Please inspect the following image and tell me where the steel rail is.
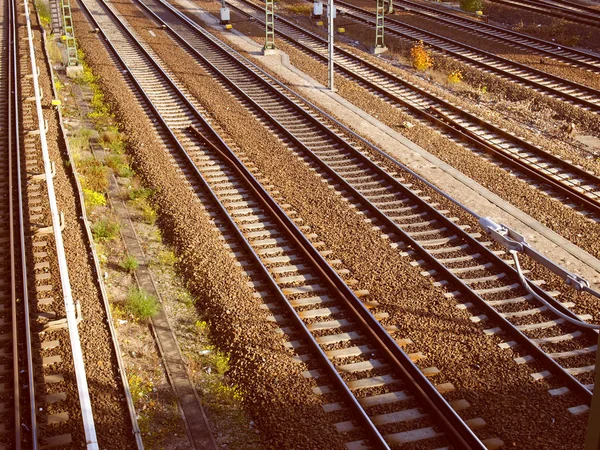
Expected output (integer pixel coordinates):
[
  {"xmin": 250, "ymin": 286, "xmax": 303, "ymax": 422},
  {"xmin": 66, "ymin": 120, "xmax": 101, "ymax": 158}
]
[
  {"xmin": 383, "ymin": 0, "xmax": 600, "ymax": 72},
  {"xmin": 529, "ymin": 0, "xmax": 600, "ymax": 16},
  {"xmin": 486, "ymin": 0, "xmax": 600, "ymax": 27},
  {"xmin": 32, "ymin": 1, "xmax": 145, "ymax": 446},
  {"xmin": 10, "ymin": 0, "xmax": 37, "ymax": 445},
  {"xmin": 21, "ymin": 0, "xmax": 98, "ymax": 447},
  {"xmin": 7, "ymin": 0, "xmax": 23, "ymax": 445},
  {"xmin": 138, "ymin": 0, "xmax": 596, "ymax": 402},
  {"xmin": 333, "ymin": 0, "xmax": 600, "ymax": 113},
  {"xmin": 226, "ymin": 0, "xmax": 600, "ymax": 217},
  {"xmin": 77, "ymin": 1, "xmax": 388, "ymax": 447},
  {"xmin": 78, "ymin": 0, "xmax": 487, "ymax": 447}
]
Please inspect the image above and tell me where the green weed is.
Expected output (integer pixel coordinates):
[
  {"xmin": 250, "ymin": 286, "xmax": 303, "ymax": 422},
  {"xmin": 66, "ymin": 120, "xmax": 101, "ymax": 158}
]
[
  {"xmin": 104, "ymin": 154, "xmax": 133, "ymax": 177},
  {"xmin": 129, "ymin": 187, "xmax": 153, "ymax": 201},
  {"xmin": 83, "ymin": 188, "xmax": 106, "ymax": 210},
  {"xmin": 126, "ymin": 288, "xmax": 159, "ymax": 322},
  {"xmin": 128, "ymin": 373, "xmax": 154, "ymax": 403},
  {"xmin": 92, "ymin": 219, "xmax": 120, "ymax": 241},
  {"xmin": 119, "ymin": 255, "xmax": 139, "ymax": 273},
  {"xmin": 157, "ymin": 250, "xmax": 177, "ymax": 266},
  {"xmin": 77, "ymin": 156, "xmax": 109, "ymax": 192},
  {"xmin": 35, "ymin": 0, "xmax": 50, "ymax": 26}
]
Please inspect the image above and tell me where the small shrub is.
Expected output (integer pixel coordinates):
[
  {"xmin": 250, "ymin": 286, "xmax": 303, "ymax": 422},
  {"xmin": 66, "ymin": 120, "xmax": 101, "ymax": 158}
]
[
  {"xmin": 104, "ymin": 154, "xmax": 133, "ymax": 177},
  {"xmin": 54, "ymin": 77, "xmax": 64, "ymax": 92},
  {"xmin": 410, "ymin": 41, "xmax": 433, "ymax": 71},
  {"xmin": 128, "ymin": 373, "xmax": 154, "ymax": 403},
  {"xmin": 448, "ymin": 70, "xmax": 463, "ymax": 84},
  {"xmin": 157, "ymin": 250, "xmax": 177, "ymax": 266},
  {"xmin": 460, "ymin": 0, "xmax": 483, "ymax": 12},
  {"xmin": 35, "ymin": 0, "xmax": 50, "ymax": 25},
  {"xmin": 125, "ymin": 288, "xmax": 159, "ymax": 322},
  {"xmin": 100, "ymin": 127, "xmax": 121, "ymax": 144},
  {"xmin": 48, "ymin": 41, "xmax": 63, "ymax": 64},
  {"xmin": 141, "ymin": 204, "xmax": 157, "ymax": 225},
  {"xmin": 92, "ymin": 219, "xmax": 120, "ymax": 241},
  {"xmin": 77, "ymin": 157, "xmax": 109, "ymax": 192},
  {"xmin": 119, "ymin": 255, "xmax": 139, "ymax": 273},
  {"xmin": 178, "ymin": 291, "xmax": 195, "ymax": 307},
  {"xmin": 285, "ymin": 4, "xmax": 311, "ymax": 14},
  {"xmin": 101, "ymin": 127, "xmax": 126, "ymax": 154},
  {"xmin": 83, "ymin": 188, "xmax": 106, "ymax": 210},
  {"xmin": 69, "ymin": 128, "xmax": 94, "ymax": 153},
  {"xmin": 129, "ymin": 187, "xmax": 153, "ymax": 201}
]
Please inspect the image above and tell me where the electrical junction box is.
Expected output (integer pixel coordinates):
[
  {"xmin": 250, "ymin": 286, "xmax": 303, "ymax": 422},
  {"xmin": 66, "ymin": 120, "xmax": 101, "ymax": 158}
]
[
  {"xmin": 220, "ymin": 7, "xmax": 230, "ymax": 23},
  {"xmin": 329, "ymin": 5, "xmax": 337, "ymax": 19},
  {"xmin": 313, "ymin": 1, "xmax": 323, "ymax": 16}
]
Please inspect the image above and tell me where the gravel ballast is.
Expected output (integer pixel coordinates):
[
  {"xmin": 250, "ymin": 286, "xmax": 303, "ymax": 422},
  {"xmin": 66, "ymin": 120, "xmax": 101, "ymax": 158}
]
[
  {"xmin": 24, "ymin": 6, "xmax": 136, "ymax": 448},
  {"xmin": 104, "ymin": 0, "xmax": 593, "ymax": 447},
  {"xmin": 72, "ymin": 4, "xmax": 348, "ymax": 448}
]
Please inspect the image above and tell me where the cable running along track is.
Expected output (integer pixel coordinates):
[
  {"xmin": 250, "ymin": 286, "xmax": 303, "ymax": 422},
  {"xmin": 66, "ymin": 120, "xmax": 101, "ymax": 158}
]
[{"xmin": 227, "ymin": 0, "xmax": 600, "ymax": 219}]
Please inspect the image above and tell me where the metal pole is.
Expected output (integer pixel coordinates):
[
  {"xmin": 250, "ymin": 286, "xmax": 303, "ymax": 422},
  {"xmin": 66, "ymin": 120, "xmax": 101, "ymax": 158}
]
[
  {"xmin": 375, "ymin": 0, "xmax": 388, "ymax": 54},
  {"xmin": 585, "ymin": 334, "xmax": 600, "ymax": 450},
  {"xmin": 263, "ymin": 0, "xmax": 276, "ymax": 54},
  {"xmin": 328, "ymin": 0, "xmax": 334, "ymax": 90}
]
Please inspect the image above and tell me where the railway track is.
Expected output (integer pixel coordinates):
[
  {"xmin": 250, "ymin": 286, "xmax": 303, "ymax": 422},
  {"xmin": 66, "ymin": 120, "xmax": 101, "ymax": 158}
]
[
  {"xmin": 487, "ymin": 0, "xmax": 600, "ymax": 28},
  {"xmin": 76, "ymin": 0, "xmax": 497, "ymax": 447},
  {"xmin": 380, "ymin": 0, "xmax": 600, "ymax": 73},
  {"xmin": 86, "ymin": 0, "xmax": 599, "ymax": 435},
  {"xmin": 131, "ymin": 0, "xmax": 600, "ymax": 405},
  {"xmin": 3, "ymin": 0, "xmax": 99, "ymax": 447},
  {"xmin": 1, "ymin": 0, "xmax": 27, "ymax": 445},
  {"xmin": 226, "ymin": 0, "xmax": 600, "ymax": 218},
  {"xmin": 330, "ymin": 0, "xmax": 600, "ymax": 113}
]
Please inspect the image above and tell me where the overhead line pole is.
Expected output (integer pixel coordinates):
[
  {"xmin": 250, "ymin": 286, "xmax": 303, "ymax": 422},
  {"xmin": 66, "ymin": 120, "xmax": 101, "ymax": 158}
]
[{"xmin": 328, "ymin": 0, "xmax": 334, "ymax": 90}]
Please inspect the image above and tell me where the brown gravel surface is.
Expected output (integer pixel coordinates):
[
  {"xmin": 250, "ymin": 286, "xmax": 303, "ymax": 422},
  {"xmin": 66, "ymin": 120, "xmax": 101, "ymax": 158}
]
[
  {"xmin": 201, "ymin": 2, "xmax": 600, "ymax": 268},
  {"xmin": 72, "ymin": 4, "xmax": 347, "ymax": 448},
  {"xmin": 343, "ymin": 0, "xmax": 600, "ymax": 91},
  {"xmin": 25, "ymin": 8, "xmax": 135, "ymax": 448},
  {"xmin": 110, "ymin": 0, "xmax": 592, "ymax": 447}
]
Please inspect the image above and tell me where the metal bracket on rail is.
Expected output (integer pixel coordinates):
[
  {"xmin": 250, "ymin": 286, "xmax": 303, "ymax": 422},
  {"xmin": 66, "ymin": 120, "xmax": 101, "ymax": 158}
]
[
  {"xmin": 24, "ymin": 66, "xmax": 41, "ymax": 79},
  {"xmin": 25, "ymin": 87, "xmax": 43, "ymax": 102},
  {"xmin": 43, "ymin": 301, "xmax": 83, "ymax": 331},
  {"xmin": 29, "ymin": 161, "xmax": 57, "ymax": 181},
  {"xmin": 33, "ymin": 211, "xmax": 66, "ymax": 236},
  {"xmin": 26, "ymin": 118, "xmax": 49, "ymax": 136},
  {"xmin": 479, "ymin": 217, "xmax": 600, "ymax": 329}
]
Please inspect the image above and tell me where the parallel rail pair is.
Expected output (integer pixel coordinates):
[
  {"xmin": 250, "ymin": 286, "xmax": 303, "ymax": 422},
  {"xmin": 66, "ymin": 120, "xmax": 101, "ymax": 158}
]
[
  {"xmin": 77, "ymin": 0, "xmax": 490, "ymax": 447},
  {"xmin": 1, "ymin": 0, "xmax": 98, "ymax": 447},
  {"xmin": 228, "ymin": 0, "xmax": 600, "ymax": 219},
  {"xmin": 81, "ymin": 0, "xmax": 598, "ymax": 446},
  {"xmin": 486, "ymin": 0, "xmax": 600, "ymax": 29},
  {"xmin": 383, "ymin": 0, "xmax": 600, "ymax": 72},
  {"xmin": 334, "ymin": 0, "xmax": 600, "ymax": 113}
]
